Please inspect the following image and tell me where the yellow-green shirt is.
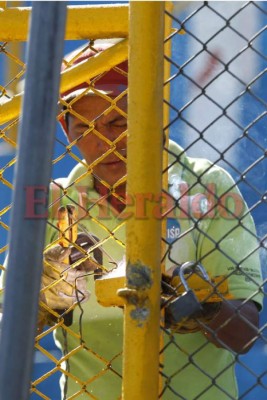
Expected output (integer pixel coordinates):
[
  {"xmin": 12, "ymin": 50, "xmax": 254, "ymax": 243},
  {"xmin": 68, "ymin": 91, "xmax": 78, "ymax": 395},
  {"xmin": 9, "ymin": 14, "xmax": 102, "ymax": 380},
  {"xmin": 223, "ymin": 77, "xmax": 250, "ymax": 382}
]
[{"xmin": 44, "ymin": 140, "xmax": 263, "ymax": 399}]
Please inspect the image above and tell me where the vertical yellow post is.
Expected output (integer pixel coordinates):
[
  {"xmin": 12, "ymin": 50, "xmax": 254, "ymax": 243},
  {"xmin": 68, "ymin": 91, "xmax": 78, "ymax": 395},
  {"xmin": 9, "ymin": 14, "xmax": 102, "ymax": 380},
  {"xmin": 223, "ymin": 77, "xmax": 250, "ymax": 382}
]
[
  {"xmin": 122, "ymin": 2, "xmax": 164, "ymax": 400},
  {"xmin": 4, "ymin": 1, "xmax": 24, "ymax": 146}
]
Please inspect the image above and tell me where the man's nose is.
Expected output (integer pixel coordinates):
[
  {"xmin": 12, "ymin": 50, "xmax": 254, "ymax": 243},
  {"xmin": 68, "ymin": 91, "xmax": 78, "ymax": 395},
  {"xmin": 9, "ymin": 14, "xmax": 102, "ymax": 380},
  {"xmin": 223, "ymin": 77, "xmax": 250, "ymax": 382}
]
[{"xmin": 94, "ymin": 127, "xmax": 117, "ymax": 153}]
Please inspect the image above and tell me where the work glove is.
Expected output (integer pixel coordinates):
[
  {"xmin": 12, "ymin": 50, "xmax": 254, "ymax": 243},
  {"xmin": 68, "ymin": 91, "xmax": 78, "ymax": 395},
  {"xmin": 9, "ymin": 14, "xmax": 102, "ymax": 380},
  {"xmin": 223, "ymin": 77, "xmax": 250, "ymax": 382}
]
[
  {"xmin": 38, "ymin": 242, "xmax": 93, "ymax": 330},
  {"xmin": 42, "ymin": 244, "xmax": 90, "ymax": 310}
]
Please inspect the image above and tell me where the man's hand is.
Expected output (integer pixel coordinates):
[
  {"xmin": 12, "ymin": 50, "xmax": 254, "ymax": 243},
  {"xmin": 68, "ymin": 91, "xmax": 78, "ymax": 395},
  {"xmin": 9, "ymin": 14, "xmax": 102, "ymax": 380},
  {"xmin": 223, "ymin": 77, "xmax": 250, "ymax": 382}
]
[
  {"xmin": 38, "ymin": 244, "xmax": 90, "ymax": 330},
  {"xmin": 162, "ymin": 268, "xmax": 259, "ymax": 352},
  {"xmin": 42, "ymin": 244, "xmax": 90, "ymax": 309},
  {"xmin": 164, "ymin": 300, "xmax": 221, "ymax": 334}
]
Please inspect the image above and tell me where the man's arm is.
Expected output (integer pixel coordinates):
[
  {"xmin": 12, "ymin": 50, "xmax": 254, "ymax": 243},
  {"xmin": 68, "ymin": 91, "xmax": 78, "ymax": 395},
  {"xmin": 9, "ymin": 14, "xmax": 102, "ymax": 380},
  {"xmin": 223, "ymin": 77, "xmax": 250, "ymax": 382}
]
[
  {"xmin": 203, "ymin": 299, "xmax": 259, "ymax": 354},
  {"xmin": 195, "ymin": 166, "xmax": 263, "ymax": 353}
]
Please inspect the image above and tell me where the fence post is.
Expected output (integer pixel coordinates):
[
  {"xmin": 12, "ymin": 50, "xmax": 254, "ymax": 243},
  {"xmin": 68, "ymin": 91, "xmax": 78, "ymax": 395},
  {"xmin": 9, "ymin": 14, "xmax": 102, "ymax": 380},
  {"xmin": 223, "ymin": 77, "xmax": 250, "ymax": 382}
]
[
  {"xmin": 0, "ymin": 2, "xmax": 66, "ymax": 400},
  {"xmin": 122, "ymin": 2, "xmax": 164, "ymax": 399}
]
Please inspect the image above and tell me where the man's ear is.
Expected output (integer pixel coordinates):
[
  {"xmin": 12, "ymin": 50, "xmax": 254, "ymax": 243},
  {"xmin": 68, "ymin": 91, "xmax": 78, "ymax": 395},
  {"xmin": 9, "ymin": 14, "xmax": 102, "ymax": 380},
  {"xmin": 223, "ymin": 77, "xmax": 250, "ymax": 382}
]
[
  {"xmin": 58, "ymin": 103, "xmax": 70, "ymax": 138},
  {"xmin": 58, "ymin": 116, "xmax": 69, "ymax": 137},
  {"xmin": 58, "ymin": 106, "xmax": 71, "ymax": 139}
]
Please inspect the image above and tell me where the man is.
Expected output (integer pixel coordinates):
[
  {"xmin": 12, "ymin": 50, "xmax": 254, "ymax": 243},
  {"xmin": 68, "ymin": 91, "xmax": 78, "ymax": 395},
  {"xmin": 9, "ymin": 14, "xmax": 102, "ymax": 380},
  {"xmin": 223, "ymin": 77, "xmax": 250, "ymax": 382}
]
[{"xmin": 37, "ymin": 41, "xmax": 263, "ymax": 399}]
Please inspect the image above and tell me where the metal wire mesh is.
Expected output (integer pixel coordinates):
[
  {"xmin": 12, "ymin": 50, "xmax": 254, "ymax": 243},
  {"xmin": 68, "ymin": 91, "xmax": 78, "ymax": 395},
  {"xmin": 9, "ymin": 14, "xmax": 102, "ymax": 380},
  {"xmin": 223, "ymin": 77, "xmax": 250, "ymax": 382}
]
[
  {"xmin": 0, "ymin": 2, "xmax": 266, "ymax": 399},
  {"xmin": 35, "ymin": 41, "xmax": 128, "ymax": 399},
  {"xmin": 160, "ymin": 2, "xmax": 267, "ymax": 399}
]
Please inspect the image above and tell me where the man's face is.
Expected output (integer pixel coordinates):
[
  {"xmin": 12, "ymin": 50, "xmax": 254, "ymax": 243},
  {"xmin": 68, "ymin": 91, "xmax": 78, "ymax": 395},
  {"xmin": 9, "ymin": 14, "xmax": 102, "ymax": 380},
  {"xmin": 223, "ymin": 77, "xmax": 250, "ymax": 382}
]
[{"xmin": 67, "ymin": 95, "xmax": 127, "ymax": 187}]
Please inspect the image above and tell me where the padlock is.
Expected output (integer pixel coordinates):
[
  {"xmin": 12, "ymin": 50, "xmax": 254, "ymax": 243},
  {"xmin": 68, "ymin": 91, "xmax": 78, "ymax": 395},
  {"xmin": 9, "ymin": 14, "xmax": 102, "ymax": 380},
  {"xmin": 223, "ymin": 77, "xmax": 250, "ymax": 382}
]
[
  {"xmin": 165, "ymin": 262, "xmax": 209, "ymax": 325},
  {"xmin": 171, "ymin": 261, "xmax": 209, "ymax": 284}
]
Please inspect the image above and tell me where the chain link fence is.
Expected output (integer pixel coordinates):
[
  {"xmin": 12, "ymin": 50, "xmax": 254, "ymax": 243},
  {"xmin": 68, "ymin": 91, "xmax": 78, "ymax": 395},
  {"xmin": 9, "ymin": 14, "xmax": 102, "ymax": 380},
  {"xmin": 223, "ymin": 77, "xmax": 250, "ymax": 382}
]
[
  {"xmin": 0, "ymin": 1, "xmax": 266, "ymax": 399},
  {"xmin": 161, "ymin": 2, "xmax": 267, "ymax": 399},
  {"xmin": 0, "ymin": 38, "xmax": 23, "ymax": 261}
]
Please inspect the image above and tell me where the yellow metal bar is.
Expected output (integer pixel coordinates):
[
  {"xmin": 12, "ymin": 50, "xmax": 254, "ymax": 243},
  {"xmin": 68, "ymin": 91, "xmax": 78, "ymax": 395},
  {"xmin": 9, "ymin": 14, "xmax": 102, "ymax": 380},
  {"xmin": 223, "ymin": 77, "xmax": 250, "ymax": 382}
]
[
  {"xmin": 0, "ymin": 94, "xmax": 21, "ymax": 125},
  {"xmin": 0, "ymin": 39, "xmax": 128, "ymax": 126},
  {"xmin": 61, "ymin": 38, "xmax": 128, "ymax": 95},
  {"xmin": 4, "ymin": 1, "xmax": 23, "ymax": 144},
  {"xmin": 0, "ymin": 5, "xmax": 128, "ymax": 41},
  {"xmin": 121, "ymin": 3, "xmax": 164, "ymax": 400}
]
